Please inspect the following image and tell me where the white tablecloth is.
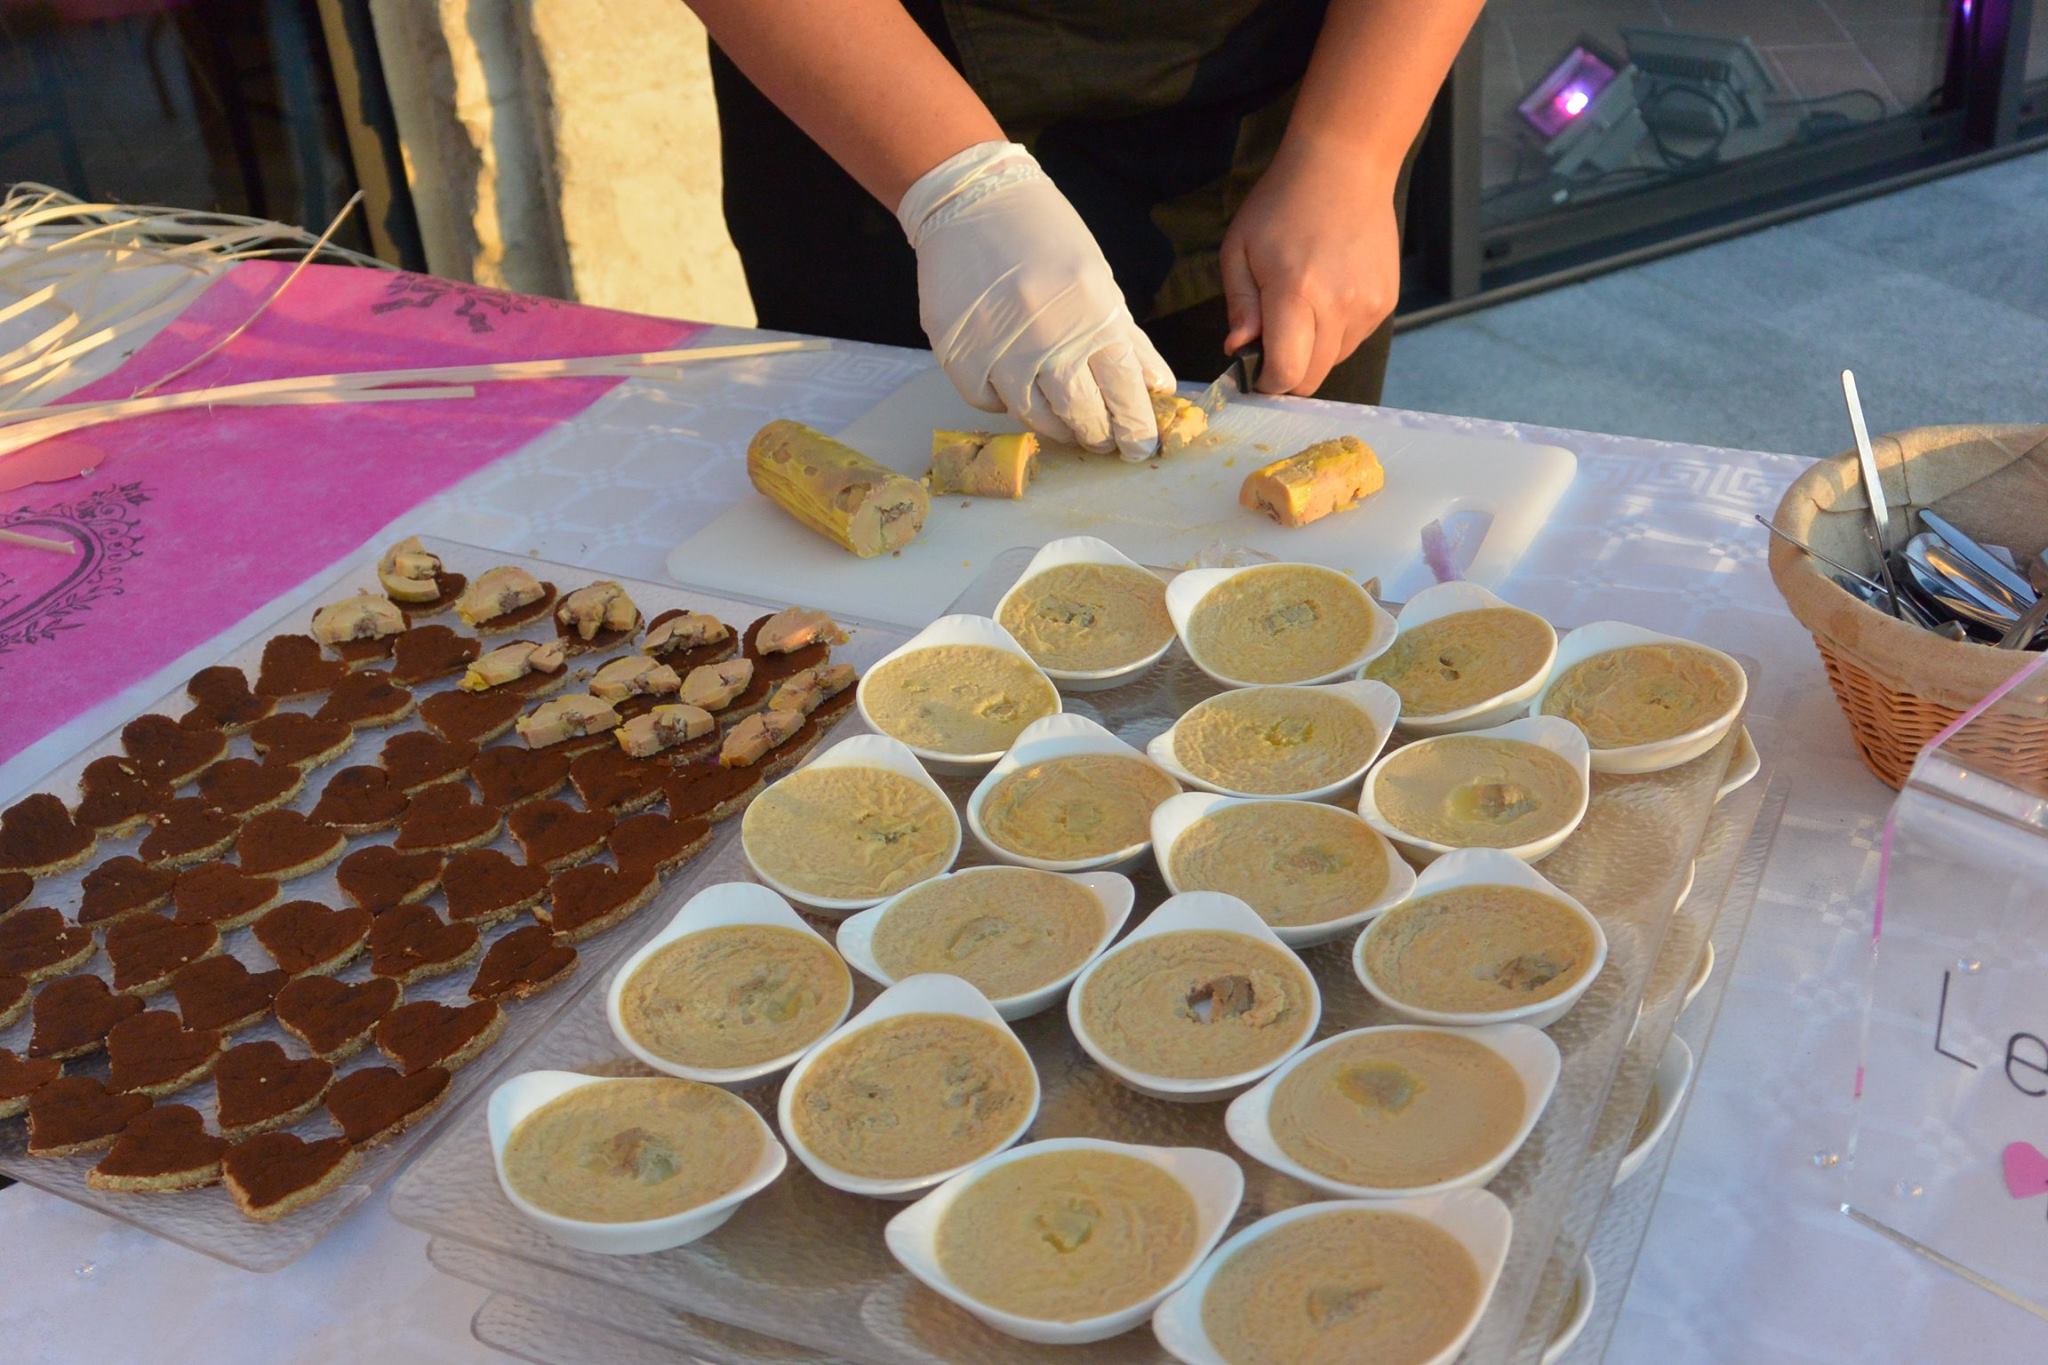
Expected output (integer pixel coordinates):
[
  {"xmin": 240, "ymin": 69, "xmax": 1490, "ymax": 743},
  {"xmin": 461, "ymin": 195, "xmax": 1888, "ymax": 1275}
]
[{"xmin": 2, "ymin": 326, "xmax": 2042, "ymax": 1363}]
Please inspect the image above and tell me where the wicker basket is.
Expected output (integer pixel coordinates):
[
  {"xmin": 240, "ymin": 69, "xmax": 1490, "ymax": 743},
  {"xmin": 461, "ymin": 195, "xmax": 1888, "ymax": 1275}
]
[{"xmin": 1769, "ymin": 423, "xmax": 2048, "ymax": 791}]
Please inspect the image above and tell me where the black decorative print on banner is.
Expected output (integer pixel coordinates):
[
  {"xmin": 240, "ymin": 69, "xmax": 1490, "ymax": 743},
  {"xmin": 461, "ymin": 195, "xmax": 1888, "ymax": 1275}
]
[
  {"xmin": 369, "ymin": 273, "xmax": 564, "ymax": 335},
  {"xmin": 0, "ymin": 482, "xmax": 148, "ymax": 657}
]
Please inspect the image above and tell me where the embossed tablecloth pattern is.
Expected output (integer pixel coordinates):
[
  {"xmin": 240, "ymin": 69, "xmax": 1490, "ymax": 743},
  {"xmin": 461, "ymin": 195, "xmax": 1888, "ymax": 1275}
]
[{"xmin": 0, "ymin": 320, "xmax": 2039, "ymax": 1364}]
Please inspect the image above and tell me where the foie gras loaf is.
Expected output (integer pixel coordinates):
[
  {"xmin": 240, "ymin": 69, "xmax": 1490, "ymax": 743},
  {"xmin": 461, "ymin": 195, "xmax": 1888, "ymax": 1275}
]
[
  {"xmin": 1239, "ymin": 436, "xmax": 1384, "ymax": 528},
  {"xmin": 747, "ymin": 419, "xmax": 929, "ymax": 557}
]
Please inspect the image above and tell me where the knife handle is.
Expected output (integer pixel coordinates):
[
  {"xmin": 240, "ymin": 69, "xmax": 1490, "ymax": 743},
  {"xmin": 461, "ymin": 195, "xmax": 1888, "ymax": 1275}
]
[{"xmin": 1229, "ymin": 343, "xmax": 1263, "ymax": 396}]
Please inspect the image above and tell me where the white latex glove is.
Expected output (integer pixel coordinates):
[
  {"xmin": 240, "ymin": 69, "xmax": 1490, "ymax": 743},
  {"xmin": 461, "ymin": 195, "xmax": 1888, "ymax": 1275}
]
[{"xmin": 897, "ymin": 141, "xmax": 1173, "ymax": 461}]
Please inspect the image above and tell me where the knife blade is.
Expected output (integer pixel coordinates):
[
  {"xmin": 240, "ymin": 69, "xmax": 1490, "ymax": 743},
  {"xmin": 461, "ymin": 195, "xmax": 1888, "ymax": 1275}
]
[
  {"xmin": 1840, "ymin": 369, "xmax": 1903, "ymax": 617},
  {"xmin": 1197, "ymin": 343, "xmax": 1263, "ymax": 417},
  {"xmin": 1918, "ymin": 509, "xmax": 2038, "ymax": 605}
]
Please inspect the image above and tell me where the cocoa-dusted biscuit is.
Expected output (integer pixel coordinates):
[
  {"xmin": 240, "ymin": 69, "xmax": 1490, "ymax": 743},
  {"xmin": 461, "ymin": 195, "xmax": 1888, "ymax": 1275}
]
[
  {"xmin": 182, "ymin": 665, "xmax": 274, "ymax": 734},
  {"xmin": 30, "ymin": 974, "xmax": 144, "ymax": 1059},
  {"xmin": 469, "ymin": 925, "xmax": 576, "ymax": 1002},
  {"xmin": 222, "ymin": 1131, "xmax": 360, "ymax": 1221},
  {"xmin": 315, "ymin": 670, "xmax": 415, "ymax": 729},
  {"xmin": 470, "ymin": 745, "xmax": 570, "ymax": 810},
  {"xmin": 214, "ymin": 1039, "xmax": 334, "ymax": 1139},
  {"xmin": 660, "ymin": 760, "xmax": 763, "ymax": 824},
  {"xmin": 273, "ymin": 974, "xmax": 400, "ymax": 1061},
  {"xmin": 0, "ymin": 973, "xmax": 26, "ymax": 1028},
  {"xmin": 606, "ymin": 813, "xmax": 711, "ymax": 880},
  {"xmin": 106, "ymin": 914, "xmax": 221, "ymax": 996},
  {"xmin": 0, "ymin": 869, "xmax": 29, "ymax": 915},
  {"xmin": 325, "ymin": 1065, "xmax": 451, "ymax": 1148},
  {"xmin": 366, "ymin": 904, "xmax": 480, "ymax": 985},
  {"xmin": 252, "ymin": 901, "xmax": 373, "ymax": 976},
  {"xmin": 379, "ymin": 730, "xmax": 477, "ymax": 794},
  {"xmin": 195, "ymin": 758, "xmax": 305, "ymax": 818},
  {"xmin": 440, "ymin": 849, "xmax": 547, "ymax": 926},
  {"xmin": 566, "ymin": 747, "xmax": 666, "ymax": 815},
  {"xmin": 507, "ymin": 799, "xmax": 613, "ymax": 871},
  {"xmin": 87, "ymin": 1104, "xmax": 226, "ymax": 1192},
  {"xmin": 329, "ymin": 635, "xmax": 395, "ymax": 671},
  {"xmin": 247, "ymin": 712, "xmax": 355, "ymax": 772},
  {"xmin": 0, "ymin": 1047, "xmax": 61, "ymax": 1119},
  {"xmin": 334, "ymin": 845, "xmax": 443, "ymax": 910},
  {"xmin": 26, "ymin": 1076, "xmax": 151, "ymax": 1157},
  {"xmin": 743, "ymin": 610, "xmax": 835, "ymax": 683},
  {"xmin": 169, "ymin": 956, "xmax": 289, "ymax": 1035},
  {"xmin": 392, "ymin": 783, "xmax": 501, "ymax": 855},
  {"xmin": 418, "ymin": 688, "xmax": 525, "ymax": 746},
  {"xmin": 120, "ymin": 713, "xmax": 226, "ymax": 789},
  {"xmin": 253, "ymin": 634, "xmax": 346, "ymax": 699},
  {"xmin": 138, "ymin": 798, "xmax": 240, "ymax": 870},
  {"xmin": 540, "ymin": 862, "xmax": 656, "ymax": 944},
  {"xmin": 641, "ymin": 608, "xmax": 736, "ymax": 673},
  {"xmin": 72, "ymin": 755, "xmax": 171, "ymax": 837},
  {"xmin": 0, "ymin": 792, "xmax": 97, "ymax": 876},
  {"xmin": 389, "ymin": 625, "xmax": 481, "ymax": 686},
  {"xmin": 170, "ymin": 862, "xmax": 282, "ymax": 931},
  {"xmin": 78, "ymin": 857, "xmax": 175, "ymax": 926},
  {"xmin": 233, "ymin": 809, "xmax": 348, "ymax": 880},
  {"xmin": 0, "ymin": 906, "xmax": 95, "ymax": 983},
  {"xmin": 374, "ymin": 998, "xmax": 503, "ymax": 1075},
  {"xmin": 105, "ymin": 1010, "xmax": 224, "ymax": 1097},
  {"xmin": 307, "ymin": 766, "xmax": 408, "ymax": 833}
]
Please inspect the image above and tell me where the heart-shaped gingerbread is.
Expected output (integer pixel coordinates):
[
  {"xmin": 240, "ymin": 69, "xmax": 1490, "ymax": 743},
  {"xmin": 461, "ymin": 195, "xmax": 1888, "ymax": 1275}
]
[
  {"xmin": 273, "ymin": 974, "xmax": 401, "ymax": 1061},
  {"xmin": 253, "ymin": 900, "xmax": 373, "ymax": 976},
  {"xmin": 182, "ymin": 665, "xmax": 275, "ymax": 734},
  {"xmin": 390, "ymin": 625, "xmax": 481, "ymax": 686},
  {"xmin": 0, "ymin": 1047, "xmax": 62, "ymax": 1119},
  {"xmin": 330, "ymin": 633, "xmax": 396, "ymax": 670},
  {"xmin": 470, "ymin": 925, "xmax": 577, "ymax": 1002},
  {"xmin": 392, "ymin": 784, "xmax": 501, "ymax": 855},
  {"xmin": 0, "ymin": 906, "xmax": 95, "ymax": 983},
  {"xmin": 0, "ymin": 973, "xmax": 26, "ymax": 1029},
  {"xmin": 26, "ymin": 1075, "xmax": 152, "ymax": 1156},
  {"xmin": 121, "ymin": 713, "xmax": 226, "ymax": 788},
  {"xmin": 171, "ymin": 862, "xmax": 281, "ymax": 930},
  {"xmin": 169, "ymin": 956, "xmax": 289, "ymax": 1034},
  {"xmin": 660, "ymin": 760, "xmax": 762, "ymax": 824},
  {"xmin": 222, "ymin": 1130, "xmax": 361, "ymax": 1221},
  {"xmin": 247, "ymin": 712, "xmax": 355, "ymax": 771},
  {"xmin": 418, "ymin": 688, "xmax": 525, "ymax": 745},
  {"xmin": 0, "ymin": 870, "xmax": 28, "ymax": 915},
  {"xmin": 253, "ymin": 634, "xmax": 345, "ymax": 699},
  {"xmin": 608, "ymin": 812, "xmax": 710, "ymax": 878},
  {"xmin": 507, "ymin": 799, "xmax": 613, "ymax": 871},
  {"xmin": 325, "ymin": 1065, "xmax": 450, "ymax": 1148},
  {"xmin": 308, "ymin": 765, "xmax": 410, "ymax": 833},
  {"xmin": 0, "ymin": 793, "xmax": 97, "ymax": 875},
  {"xmin": 215, "ymin": 1039, "xmax": 334, "ymax": 1139},
  {"xmin": 334, "ymin": 844, "xmax": 444, "ymax": 910},
  {"xmin": 440, "ymin": 849, "xmax": 548, "ymax": 925},
  {"xmin": 471, "ymin": 745, "xmax": 570, "ymax": 809},
  {"xmin": 378, "ymin": 731, "xmax": 477, "ymax": 793},
  {"xmin": 367, "ymin": 905, "xmax": 480, "ymax": 984},
  {"xmin": 73, "ymin": 756, "xmax": 171, "ymax": 836},
  {"xmin": 138, "ymin": 798, "xmax": 241, "ymax": 869},
  {"xmin": 234, "ymin": 809, "xmax": 348, "ymax": 879},
  {"xmin": 87, "ymin": 1103, "xmax": 225, "ymax": 1191},
  {"xmin": 315, "ymin": 671, "xmax": 415, "ymax": 729},
  {"xmin": 567, "ymin": 747, "xmax": 667, "ymax": 814},
  {"xmin": 543, "ymin": 863, "xmax": 655, "ymax": 944},
  {"xmin": 196, "ymin": 758, "xmax": 305, "ymax": 818},
  {"xmin": 80, "ymin": 856, "xmax": 176, "ymax": 926},
  {"xmin": 30, "ymin": 974, "xmax": 145, "ymax": 1059},
  {"xmin": 374, "ymin": 998, "xmax": 503, "ymax": 1075},
  {"xmin": 105, "ymin": 1010, "xmax": 224, "ymax": 1097},
  {"xmin": 106, "ymin": 913, "xmax": 221, "ymax": 995}
]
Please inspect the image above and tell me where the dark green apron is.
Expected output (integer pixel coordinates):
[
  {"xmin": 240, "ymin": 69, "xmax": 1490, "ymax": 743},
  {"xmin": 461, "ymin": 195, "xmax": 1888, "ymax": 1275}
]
[{"xmin": 710, "ymin": 0, "xmax": 1402, "ymax": 403}]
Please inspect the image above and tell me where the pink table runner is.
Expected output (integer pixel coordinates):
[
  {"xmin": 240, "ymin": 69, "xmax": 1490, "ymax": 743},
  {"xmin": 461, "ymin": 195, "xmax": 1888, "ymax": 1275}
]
[{"xmin": 0, "ymin": 261, "xmax": 699, "ymax": 767}]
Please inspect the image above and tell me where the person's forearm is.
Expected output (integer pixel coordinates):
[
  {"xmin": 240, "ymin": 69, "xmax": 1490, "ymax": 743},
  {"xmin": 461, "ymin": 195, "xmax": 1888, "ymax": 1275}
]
[
  {"xmin": 686, "ymin": 0, "xmax": 1003, "ymax": 209},
  {"xmin": 1282, "ymin": 0, "xmax": 1485, "ymax": 181}
]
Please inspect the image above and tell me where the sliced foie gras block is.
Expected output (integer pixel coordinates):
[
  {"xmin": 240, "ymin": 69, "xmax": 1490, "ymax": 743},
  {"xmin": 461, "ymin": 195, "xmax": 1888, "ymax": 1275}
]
[
  {"xmin": 615, "ymin": 703, "xmax": 717, "ymax": 759},
  {"xmin": 1239, "ymin": 435, "xmax": 1384, "ymax": 528},
  {"xmin": 589, "ymin": 655, "xmax": 680, "ymax": 705},
  {"xmin": 554, "ymin": 580, "xmax": 641, "ymax": 653},
  {"xmin": 516, "ymin": 693, "xmax": 620, "ymax": 751},
  {"xmin": 1151, "ymin": 390, "xmax": 1208, "ymax": 454},
  {"xmin": 747, "ymin": 418, "xmax": 928, "ymax": 557},
  {"xmin": 749, "ymin": 605, "xmax": 845, "ymax": 666},
  {"xmin": 455, "ymin": 566, "xmax": 557, "ymax": 634},
  {"xmin": 641, "ymin": 610, "xmax": 734, "ymax": 670},
  {"xmin": 718, "ymin": 709, "xmax": 816, "ymax": 772},
  {"xmin": 311, "ymin": 591, "xmax": 406, "ymax": 668},
  {"xmin": 927, "ymin": 430, "xmax": 1038, "ymax": 498},
  {"xmin": 766, "ymin": 663, "xmax": 857, "ymax": 723},
  {"xmin": 378, "ymin": 536, "xmax": 466, "ymax": 618},
  {"xmin": 459, "ymin": 639, "xmax": 567, "ymax": 694}
]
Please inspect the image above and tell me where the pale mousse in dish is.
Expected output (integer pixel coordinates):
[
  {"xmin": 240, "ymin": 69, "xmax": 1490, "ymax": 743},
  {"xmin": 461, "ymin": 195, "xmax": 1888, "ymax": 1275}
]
[
  {"xmin": 1363, "ymin": 884, "xmax": 1598, "ymax": 1016},
  {"xmin": 1169, "ymin": 687, "xmax": 1380, "ymax": 794},
  {"xmin": 1371, "ymin": 736, "xmax": 1582, "ymax": 849},
  {"xmin": 1184, "ymin": 565, "xmax": 1380, "ymax": 684},
  {"xmin": 741, "ymin": 764, "xmax": 955, "ymax": 901},
  {"xmin": 500, "ymin": 1078, "xmax": 762, "ymax": 1223},
  {"xmin": 1367, "ymin": 607, "xmax": 1552, "ymax": 718},
  {"xmin": 1539, "ymin": 642, "xmax": 1741, "ymax": 749},
  {"xmin": 979, "ymin": 753, "xmax": 1180, "ymax": 862},
  {"xmin": 1078, "ymin": 930, "xmax": 1314, "ymax": 1081},
  {"xmin": 1168, "ymin": 802, "xmax": 1391, "ymax": 929},
  {"xmin": 870, "ymin": 867, "xmax": 1104, "ymax": 999},
  {"xmin": 998, "ymin": 562, "xmax": 1173, "ymax": 674},
  {"xmin": 617, "ymin": 924, "xmax": 851, "ymax": 1071},
  {"xmin": 863, "ymin": 644, "xmax": 1058, "ymax": 756}
]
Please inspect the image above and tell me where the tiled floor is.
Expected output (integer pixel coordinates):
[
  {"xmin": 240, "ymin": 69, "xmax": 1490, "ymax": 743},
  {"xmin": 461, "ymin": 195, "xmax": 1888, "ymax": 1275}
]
[{"xmin": 1384, "ymin": 147, "xmax": 2048, "ymax": 459}]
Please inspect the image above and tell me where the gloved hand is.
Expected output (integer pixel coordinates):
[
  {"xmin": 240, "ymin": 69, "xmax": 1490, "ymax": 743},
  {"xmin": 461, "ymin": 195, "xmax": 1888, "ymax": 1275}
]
[{"xmin": 897, "ymin": 141, "xmax": 1172, "ymax": 462}]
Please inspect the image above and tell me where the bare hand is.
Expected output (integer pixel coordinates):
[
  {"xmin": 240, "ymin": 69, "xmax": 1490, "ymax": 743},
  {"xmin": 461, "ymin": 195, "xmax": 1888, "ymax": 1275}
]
[{"xmin": 1220, "ymin": 140, "xmax": 1401, "ymax": 396}]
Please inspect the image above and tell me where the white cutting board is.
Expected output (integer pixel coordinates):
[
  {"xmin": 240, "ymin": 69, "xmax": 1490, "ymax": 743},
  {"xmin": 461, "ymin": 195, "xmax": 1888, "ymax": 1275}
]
[{"xmin": 669, "ymin": 365, "xmax": 1575, "ymax": 627}]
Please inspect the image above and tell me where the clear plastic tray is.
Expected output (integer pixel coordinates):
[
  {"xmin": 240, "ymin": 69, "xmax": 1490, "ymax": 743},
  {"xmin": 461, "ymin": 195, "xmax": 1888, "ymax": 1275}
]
[
  {"xmin": 392, "ymin": 549, "xmax": 1756, "ymax": 1362},
  {"xmin": 0, "ymin": 537, "xmax": 906, "ymax": 1270}
]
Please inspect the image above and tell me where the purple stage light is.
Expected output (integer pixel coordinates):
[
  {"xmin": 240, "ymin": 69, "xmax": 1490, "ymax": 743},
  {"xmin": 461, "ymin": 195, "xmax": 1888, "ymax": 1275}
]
[{"xmin": 1519, "ymin": 46, "xmax": 1621, "ymax": 139}]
